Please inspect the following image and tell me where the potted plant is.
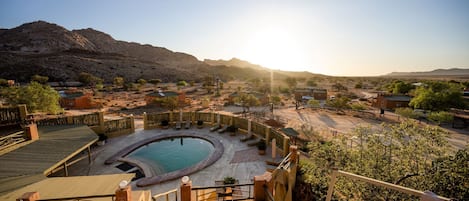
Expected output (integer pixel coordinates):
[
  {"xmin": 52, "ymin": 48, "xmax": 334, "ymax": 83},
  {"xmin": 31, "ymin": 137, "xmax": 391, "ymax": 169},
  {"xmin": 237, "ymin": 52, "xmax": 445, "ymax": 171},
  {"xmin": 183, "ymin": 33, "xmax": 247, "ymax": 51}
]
[
  {"xmin": 197, "ymin": 120, "xmax": 204, "ymax": 128},
  {"xmin": 161, "ymin": 120, "xmax": 169, "ymax": 129},
  {"xmin": 257, "ymin": 139, "xmax": 266, "ymax": 155},
  {"xmin": 223, "ymin": 176, "xmax": 236, "ymax": 185}
]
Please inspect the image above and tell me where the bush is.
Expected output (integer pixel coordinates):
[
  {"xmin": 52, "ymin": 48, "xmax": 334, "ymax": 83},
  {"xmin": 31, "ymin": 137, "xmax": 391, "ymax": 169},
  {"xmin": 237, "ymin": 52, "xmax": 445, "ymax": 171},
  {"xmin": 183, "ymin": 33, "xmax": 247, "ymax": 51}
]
[
  {"xmin": 427, "ymin": 111, "xmax": 453, "ymax": 125},
  {"xmin": 395, "ymin": 107, "xmax": 421, "ymax": 119},
  {"xmin": 223, "ymin": 176, "xmax": 236, "ymax": 185}
]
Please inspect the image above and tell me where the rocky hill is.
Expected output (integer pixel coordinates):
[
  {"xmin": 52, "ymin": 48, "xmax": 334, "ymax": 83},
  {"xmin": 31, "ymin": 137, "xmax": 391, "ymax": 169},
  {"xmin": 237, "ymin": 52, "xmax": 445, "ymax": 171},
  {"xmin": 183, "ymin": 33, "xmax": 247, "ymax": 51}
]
[
  {"xmin": 204, "ymin": 58, "xmax": 267, "ymax": 71},
  {"xmin": 385, "ymin": 68, "xmax": 469, "ymax": 78},
  {"xmin": 0, "ymin": 21, "xmax": 268, "ymax": 83}
]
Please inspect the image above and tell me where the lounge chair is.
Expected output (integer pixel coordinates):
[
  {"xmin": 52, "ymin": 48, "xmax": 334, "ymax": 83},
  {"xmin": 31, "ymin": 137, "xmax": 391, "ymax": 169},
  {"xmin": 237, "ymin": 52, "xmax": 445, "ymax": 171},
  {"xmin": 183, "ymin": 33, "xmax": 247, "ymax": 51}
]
[
  {"xmin": 240, "ymin": 133, "xmax": 255, "ymax": 142},
  {"xmin": 210, "ymin": 124, "xmax": 221, "ymax": 132},
  {"xmin": 247, "ymin": 138, "xmax": 261, "ymax": 146},
  {"xmin": 217, "ymin": 125, "xmax": 228, "ymax": 133},
  {"xmin": 185, "ymin": 121, "xmax": 191, "ymax": 129},
  {"xmin": 175, "ymin": 121, "xmax": 182, "ymax": 130},
  {"xmin": 197, "ymin": 120, "xmax": 204, "ymax": 129}
]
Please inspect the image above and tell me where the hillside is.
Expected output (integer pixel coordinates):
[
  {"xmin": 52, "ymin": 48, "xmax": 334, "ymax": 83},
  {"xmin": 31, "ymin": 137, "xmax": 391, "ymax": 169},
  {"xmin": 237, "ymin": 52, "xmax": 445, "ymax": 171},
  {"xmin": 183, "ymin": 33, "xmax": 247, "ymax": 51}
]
[
  {"xmin": 384, "ymin": 68, "xmax": 469, "ymax": 78},
  {"xmin": 0, "ymin": 21, "xmax": 274, "ymax": 83},
  {"xmin": 204, "ymin": 58, "xmax": 267, "ymax": 71}
]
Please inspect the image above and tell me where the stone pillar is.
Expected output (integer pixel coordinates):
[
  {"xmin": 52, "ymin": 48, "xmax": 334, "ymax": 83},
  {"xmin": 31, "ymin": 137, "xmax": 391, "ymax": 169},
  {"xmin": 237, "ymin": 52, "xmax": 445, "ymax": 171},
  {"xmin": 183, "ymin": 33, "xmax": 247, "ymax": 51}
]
[
  {"xmin": 18, "ymin": 104, "xmax": 28, "ymax": 122},
  {"xmin": 143, "ymin": 112, "xmax": 148, "ymax": 130},
  {"xmin": 283, "ymin": 137, "xmax": 290, "ymax": 157},
  {"xmin": 265, "ymin": 126, "xmax": 271, "ymax": 145},
  {"xmin": 253, "ymin": 172, "xmax": 272, "ymax": 201},
  {"xmin": 180, "ymin": 179, "xmax": 192, "ymax": 201},
  {"xmin": 17, "ymin": 192, "xmax": 39, "ymax": 201},
  {"xmin": 211, "ymin": 112, "xmax": 215, "ymax": 124},
  {"xmin": 115, "ymin": 185, "xmax": 132, "ymax": 201},
  {"xmin": 24, "ymin": 123, "xmax": 39, "ymax": 141},
  {"xmin": 129, "ymin": 114, "xmax": 135, "ymax": 133},
  {"xmin": 248, "ymin": 120, "xmax": 252, "ymax": 135}
]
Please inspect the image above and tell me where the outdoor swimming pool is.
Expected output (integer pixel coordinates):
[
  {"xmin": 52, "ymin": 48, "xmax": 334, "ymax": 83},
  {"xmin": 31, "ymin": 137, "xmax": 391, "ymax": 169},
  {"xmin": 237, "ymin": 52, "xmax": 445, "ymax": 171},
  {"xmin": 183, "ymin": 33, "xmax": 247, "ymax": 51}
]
[
  {"xmin": 127, "ymin": 137, "xmax": 214, "ymax": 175},
  {"xmin": 105, "ymin": 133, "xmax": 224, "ymax": 186}
]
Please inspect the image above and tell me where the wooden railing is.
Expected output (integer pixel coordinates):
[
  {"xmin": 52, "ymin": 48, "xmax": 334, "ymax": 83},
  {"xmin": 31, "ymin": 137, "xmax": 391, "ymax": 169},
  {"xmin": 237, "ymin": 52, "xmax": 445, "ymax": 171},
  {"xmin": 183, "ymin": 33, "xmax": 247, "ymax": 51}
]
[
  {"xmin": 37, "ymin": 194, "xmax": 115, "ymax": 201},
  {"xmin": 153, "ymin": 188, "xmax": 177, "ymax": 201},
  {"xmin": 326, "ymin": 169, "xmax": 451, "ymax": 201},
  {"xmin": 191, "ymin": 183, "xmax": 254, "ymax": 201},
  {"xmin": 0, "ymin": 131, "xmax": 26, "ymax": 152}
]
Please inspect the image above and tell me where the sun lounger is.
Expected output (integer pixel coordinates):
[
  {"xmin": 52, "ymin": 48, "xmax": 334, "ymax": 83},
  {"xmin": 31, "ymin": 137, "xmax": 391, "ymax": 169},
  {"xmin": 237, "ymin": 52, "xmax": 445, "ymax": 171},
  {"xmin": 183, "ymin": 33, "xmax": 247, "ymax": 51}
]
[
  {"xmin": 175, "ymin": 121, "xmax": 182, "ymax": 130},
  {"xmin": 185, "ymin": 121, "xmax": 191, "ymax": 129},
  {"xmin": 210, "ymin": 124, "xmax": 221, "ymax": 132},
  {"xmin": 247, "ymin": 138, "xmax": 261, "ymax": 146},
  {"xmin": 240, "ymin": 133, "xmax": 255, "ymax": 142},
  {"xmin": 217, "ymin": 125, "xmax": 229, "ymax": 133}
]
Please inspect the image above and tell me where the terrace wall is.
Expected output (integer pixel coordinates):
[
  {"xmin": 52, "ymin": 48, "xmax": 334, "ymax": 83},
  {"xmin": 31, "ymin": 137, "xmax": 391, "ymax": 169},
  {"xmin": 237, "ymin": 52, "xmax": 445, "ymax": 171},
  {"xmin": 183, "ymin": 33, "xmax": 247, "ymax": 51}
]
[{"xmin": 143, "ymin": 111, "xmax": 291, "ymax": 156}]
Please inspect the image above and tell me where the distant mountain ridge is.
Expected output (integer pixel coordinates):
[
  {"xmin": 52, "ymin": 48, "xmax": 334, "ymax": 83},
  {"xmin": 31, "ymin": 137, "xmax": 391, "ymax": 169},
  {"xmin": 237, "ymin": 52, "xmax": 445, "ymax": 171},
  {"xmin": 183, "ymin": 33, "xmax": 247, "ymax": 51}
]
[
  {"xmin": 384, "ymin": 68, "xmax": 469, "ymax": 77},
  {"xmin": 0, "ymin": 21, "xmax": 269, "ymax": 82},
  {"xmin": 204, "ymin": 58, "xmax": 268, "ymax": 71}
]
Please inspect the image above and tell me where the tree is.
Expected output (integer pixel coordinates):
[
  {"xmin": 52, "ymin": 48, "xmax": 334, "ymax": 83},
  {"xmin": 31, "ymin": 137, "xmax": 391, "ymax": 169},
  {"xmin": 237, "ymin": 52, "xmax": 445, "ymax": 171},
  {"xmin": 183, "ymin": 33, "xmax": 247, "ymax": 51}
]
[
  {"xmin": 307, "ymin": 99, "xmax": 320, "ymax": 108},
  {"xmin": 300, "ymin": 121, "xmax": 454, "ymax": 200},
  {"xmin": 306, "ymin": 79, "xmax": 318, "ymax": 87},
  {"xmin": 0, "ymin": 78, "xmax": 8, "ymax": 87},
  {"xmin": 78, "ymin": 72, "xmax": 103, "ymax": 87},
  {"xmin": 284, "ymin": 77, "xmax": 297, "ymax": 89},
  {"xmin": 427, "ymin": 111, "xmax": 453, "ymax": 125},
  {"xmin": 113, "ymin": 76, "xmax": 125, "ymax": 88},
  {"xmin": 202, "ymin": 76, "xmax": 214, "ymax": 94},
  {"xmin": 177, "ymin": 80, "xmax": 188, "ymax": 90},
  {"xmin": 3, "ymin": 82, "xmax": 62, "ymax": 114},
  {"xmin": 31, "ymin": 74, "xmax": 49, "ymax": 84},
  {"xmin": 326, "ymin": 96, "xmax": 350, "ymax": 110},
  {"xmin": 387, "ymin": 80, "xmax": 414, "ymax": 94},
  {"xmin": 271, "ymin": 95, "xmax": 282, "ymax": 105},
  {"xmin": 409, "ymin": 82, "xmax": 465, "ymax": 111},
  {"xmin": 137, "ymin": 78, "xmax": 147, "ymax": 87},
  {"xmin": 355, "ymin": 82, "xmax": 363, "ymax": 89},
  {"xmin": 148, "ymin": 79, "xmax": 162, "ymax": 87},
  {"xmin": 234, "ymin": 93, "xmax": 260, "ymax": 112},
  {"xmin": 331, "ymin": 82, "xmax": 348, "ymax": 91}
]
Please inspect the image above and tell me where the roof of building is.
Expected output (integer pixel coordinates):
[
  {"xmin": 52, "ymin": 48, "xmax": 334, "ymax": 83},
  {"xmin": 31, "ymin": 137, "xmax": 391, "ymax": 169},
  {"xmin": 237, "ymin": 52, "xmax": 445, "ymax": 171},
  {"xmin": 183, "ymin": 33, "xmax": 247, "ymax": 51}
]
[
  {"xmin": 0, "ymin": 174, "xmax": 135, "ymax": 200},
  {"xmin": 0, "ymin": 125, "xmax": 98, "ymax": 193},
  {"xmin": 383, "ymin": 95, "xmax": 412, "ymax": 102},
  {"xmin": 147, "ymin": 91, "xmax": 179, "ymax": 97},
  {"xmin": 281, "ymin": 127, "xmax": 299, "ymax": 137},
  {"xmin": 59, "ymin": 91, "xmax": 85, "ymax": 99}
]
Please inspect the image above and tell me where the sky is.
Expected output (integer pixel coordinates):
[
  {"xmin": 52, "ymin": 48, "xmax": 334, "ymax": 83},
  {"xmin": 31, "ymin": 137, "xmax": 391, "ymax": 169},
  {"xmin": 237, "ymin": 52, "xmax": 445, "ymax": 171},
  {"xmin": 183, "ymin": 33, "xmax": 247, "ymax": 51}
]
[{"xmin": 1, "ymin": 0, "xmax": 468, "ymax": 76}]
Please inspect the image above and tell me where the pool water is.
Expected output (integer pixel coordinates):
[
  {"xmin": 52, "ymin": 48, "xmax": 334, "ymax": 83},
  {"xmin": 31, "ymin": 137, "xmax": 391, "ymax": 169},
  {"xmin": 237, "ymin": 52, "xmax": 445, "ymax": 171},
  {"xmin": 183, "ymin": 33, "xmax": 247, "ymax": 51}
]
[{"xmin": 127, "ymin": 137, "xmax": 214, "ymax": 175}]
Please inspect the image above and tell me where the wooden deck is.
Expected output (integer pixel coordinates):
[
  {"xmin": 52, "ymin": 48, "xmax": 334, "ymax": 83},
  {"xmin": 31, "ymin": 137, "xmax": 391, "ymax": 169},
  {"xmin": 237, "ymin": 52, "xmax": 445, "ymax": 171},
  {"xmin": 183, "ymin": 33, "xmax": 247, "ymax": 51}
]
[{"xmin": 0, "ymin": 125, "xmax": 98, "ymax": 188}]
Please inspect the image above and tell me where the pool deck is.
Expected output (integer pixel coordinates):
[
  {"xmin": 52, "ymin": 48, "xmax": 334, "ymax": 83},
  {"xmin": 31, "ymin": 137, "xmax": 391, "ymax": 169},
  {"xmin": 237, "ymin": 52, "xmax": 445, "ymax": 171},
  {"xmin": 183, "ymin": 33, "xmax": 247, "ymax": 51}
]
[{"xmin": 65, "ymin": 127, "xmax": 278, "ymax": 196}]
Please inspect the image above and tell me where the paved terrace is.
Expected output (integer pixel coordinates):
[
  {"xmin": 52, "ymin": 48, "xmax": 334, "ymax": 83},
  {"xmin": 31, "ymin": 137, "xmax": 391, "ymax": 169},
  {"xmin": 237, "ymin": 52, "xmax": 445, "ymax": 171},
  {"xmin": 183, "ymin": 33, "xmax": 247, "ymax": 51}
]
[
  {"xmin": 0, "ymin": 125, "xmax": 98, "ymax": 194},
  {"xmin": 66, "ymin": 127, "xmax": 279, "ymax": 197}
]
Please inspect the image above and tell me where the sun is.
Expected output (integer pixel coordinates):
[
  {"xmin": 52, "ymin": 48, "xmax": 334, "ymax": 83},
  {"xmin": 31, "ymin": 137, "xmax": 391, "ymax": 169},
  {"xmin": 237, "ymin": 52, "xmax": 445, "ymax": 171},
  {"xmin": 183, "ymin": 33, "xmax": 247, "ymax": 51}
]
[{"xmin": 240, "ymin": 26, "xmax": 310, "ymax": 72}]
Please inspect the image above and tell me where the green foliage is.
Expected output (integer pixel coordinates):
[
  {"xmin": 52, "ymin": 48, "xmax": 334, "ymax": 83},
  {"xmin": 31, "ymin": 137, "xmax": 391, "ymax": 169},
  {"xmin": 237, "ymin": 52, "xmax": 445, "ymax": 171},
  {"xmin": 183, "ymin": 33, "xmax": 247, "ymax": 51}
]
[
  {"xmin": 409, "ymin": 81, "xmax": 465, "ymax": 110},
  {"xmin": 387, "ymin": 80, "xmax": 414, "ymax": 94},
  {"xmin": 271, "ymin": 95, "xmax": 282, "ymax": 105},
  {"xmin": 234, "ymin": 93, "xmax": 260, "ymax": 112},
  {"xmin": 154, "ymin": 97, "xmax": 178, "ymax": 111},
  {"xmin": 124, "ymin": 83, "xmax": 138, "ymax": 91},
  {"xmin": 306, "ymin": 79, "xmax": 318, "ymax": 87},
  {"xmin": 148, "ymin": 79, "xmax": 162, "ymax": 86},
  {"xmin": 395, "ymin": 107, "xmax": 421, "ymax": 119},
  {"xmin": 31, "ymin": 74, "xmax": 49, "ymax": 84},
  {"xmin": 350, "ymin": 103, "xmax": 366, "ymax": 111},
  {"xmin": 427, "ymin": 111, "xmax": 453, "ymax": 125},
  {"xmin": 223, "ymin": 176, "xmax": 236, "ymax": 185},
  {"xmin": 137, "ymin": 78, "xmax": 147, "ymax": 86},
  {"xmin": 0, "ymin": 78, "xmax": 8, "ymax": 87},
  {"xmin": 355, "ymin": 82, "xmax": 363, "ymax": 89},
  {"xmin": 2, "ymin": 82, "xmax": 62, "ymax": 114},
  {"xmin": 113, "ymin": 76, "xmax": 125, "ymax": 88},
  {"xmin": 326, "ymin": 96, "xmax": 350, "ymax": 110},
  {"xmin": 332, "ymin": 82, "xmax": 348, "ymax": 92},
  {"xmin": 78, "ymin": 72, "xmax": 103, "ymax": 87},
  {"xmin": 300, "ymin": 121, "xmax": 455, "ymax": 200},
  {"xmin": 177, "ymin": 80, "xmax": 188, "ymax": 87},
  {"xmin": 307, "ymin": 99, "xmax": 320, "ymax": 108},
  {"xmin": 284, "ymin": 77, "xmax": 297, "ymax": 89}
]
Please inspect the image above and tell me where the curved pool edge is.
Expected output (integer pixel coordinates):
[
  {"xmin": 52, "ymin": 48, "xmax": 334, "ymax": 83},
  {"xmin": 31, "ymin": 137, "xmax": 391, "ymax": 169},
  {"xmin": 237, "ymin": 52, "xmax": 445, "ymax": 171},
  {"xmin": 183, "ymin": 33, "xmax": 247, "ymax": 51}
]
[{"xmin": 104, "ymin": 132, "xmax": 224, "ymax": 187}]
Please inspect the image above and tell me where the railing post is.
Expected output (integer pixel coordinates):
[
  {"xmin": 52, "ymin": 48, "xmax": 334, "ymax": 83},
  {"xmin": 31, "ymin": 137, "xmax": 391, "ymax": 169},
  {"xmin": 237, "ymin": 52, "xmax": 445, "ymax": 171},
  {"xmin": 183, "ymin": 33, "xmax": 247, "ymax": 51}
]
[
  {"xmin": 180, "ymin": 177, "xmax": 192, "ymax": 201},
  {"xmin": 248, "ymin": 120, "xmax": 252, "ymax": 135},
  {"xmin": 24, "ymin": 123, "xmax": 39, "ymax": 141},
  {"xmin": 98, "ymin": 111, "xmax": 105, "ymax": 133},
  {"xmin": 18, "ymin": 104, "xmax": 28, "ymax": 122},
  {"xmin": 129, "ymin": 114, "xmax": 135, "ymax": 133},
  {"xmin": 211, "ymin": 112, "xmax": 215, "ymax": 124},
  {"xmin": 265, "ymin": 126, "xmax": 271, "ymax": 145},
  {"xmin": 143, "ymin": 112, "xmax": 148, "ymax": 130},
  {"xmin": 326, "ymin": 168, "xmax": 339, "ymax": 201},
  {"xmin": 283, "ymin": 136, "xmax": 290, "ymax": 157},
  {"xmin": 254, "ymin": 172, "xmax": 272, "ymax": 201}
]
